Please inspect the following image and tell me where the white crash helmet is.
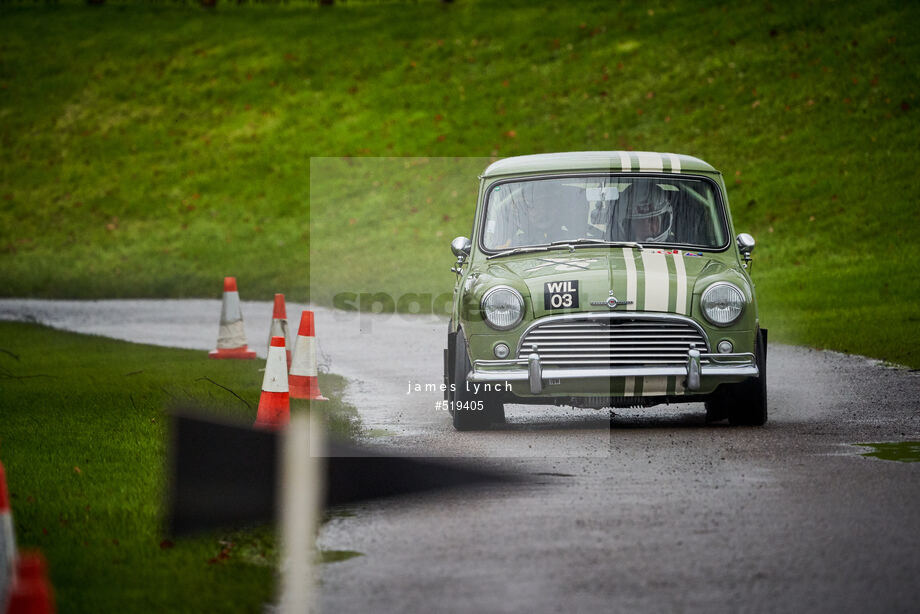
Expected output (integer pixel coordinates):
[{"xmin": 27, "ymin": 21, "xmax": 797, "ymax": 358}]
[{"xmin": 625, "ymin": 185, "xmax": 673, "ymax": 242}]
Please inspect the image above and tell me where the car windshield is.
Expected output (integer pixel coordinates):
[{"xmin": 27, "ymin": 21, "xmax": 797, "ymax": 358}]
[{"xmin": 481, "ymin": 175, "xmax": 727, "ymax": 251}]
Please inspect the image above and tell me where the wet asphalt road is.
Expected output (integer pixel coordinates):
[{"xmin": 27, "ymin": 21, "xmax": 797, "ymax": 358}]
[{"xmin": 2, "ymin": 298, "xmax": 919, "ymax": 613}]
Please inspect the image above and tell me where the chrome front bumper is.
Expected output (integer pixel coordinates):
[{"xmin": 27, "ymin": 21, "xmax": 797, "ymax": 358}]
[{"xmin": 468, "ymin": 350, "xmax": 758, "ymax": 395}]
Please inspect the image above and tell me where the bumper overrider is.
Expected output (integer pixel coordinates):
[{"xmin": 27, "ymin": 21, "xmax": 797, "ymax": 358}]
[{"xmin": 469, "ymin": 350, "xmax": 757, "ymax": 395}]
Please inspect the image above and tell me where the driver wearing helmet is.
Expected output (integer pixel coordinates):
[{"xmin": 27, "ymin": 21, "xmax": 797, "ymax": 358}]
[{"xmin": 624, "ymin": 186, "xmax": 673, "ymax": 243}]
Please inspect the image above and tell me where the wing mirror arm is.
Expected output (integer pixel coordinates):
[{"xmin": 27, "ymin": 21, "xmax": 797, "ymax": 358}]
[
  {"xmin": 736, "ymin": 233, "xmax": 755, "ymax": 270},
  {"xmin": 450, "ymin": 236, "xmax": 472, "ymax": 276}
]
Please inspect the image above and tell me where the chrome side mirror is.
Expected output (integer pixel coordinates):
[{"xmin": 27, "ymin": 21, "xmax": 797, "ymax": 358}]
[
  {"xmin": 736, "ymin": 233, "xmax": 755, "ymax": 269},
  {"xmin": 450, "ymin": 236, "xmax": 472, "ymax": 275},
  {"xmin": 451, "ymin": 236, "xmax": 472, "ymax": 258}
]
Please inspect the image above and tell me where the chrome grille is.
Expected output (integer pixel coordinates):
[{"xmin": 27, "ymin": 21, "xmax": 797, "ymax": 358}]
[{"xmin": 518, "ymin": 315, "xmax": 709, "ymax": 368}]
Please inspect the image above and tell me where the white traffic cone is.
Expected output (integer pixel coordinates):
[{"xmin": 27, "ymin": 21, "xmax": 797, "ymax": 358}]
[
  {"xmin": 267, "ymin": 294, "xmax": 291, "ymax": 365},
  {"xmin": 289, "ymin": 311, "xmax": 327, "ymax": 401},
  {"xmin": 209, "ymin": 277, "xmax": 256, "ymax": 359},
  {"xmin": 254, "ymin": 336, "xmax": 291, "ymax": 429},
  {"xmin": 1, "ymin": 459, "xmax": 17, "ymax": 612}
]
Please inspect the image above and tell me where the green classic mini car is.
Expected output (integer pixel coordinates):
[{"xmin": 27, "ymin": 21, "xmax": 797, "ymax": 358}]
[{"xmin": 444, "ymin": 151, "xmax": 766, "ymax": 430}]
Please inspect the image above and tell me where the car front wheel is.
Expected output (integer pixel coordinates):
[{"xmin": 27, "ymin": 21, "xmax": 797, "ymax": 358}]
[
  {"xmin": 705, "ymin": 329, "xmax": 767, "ymax": 426},
  {"xmin": 451, "ymin": 330, "xmax": 505, "ymax": 431}
]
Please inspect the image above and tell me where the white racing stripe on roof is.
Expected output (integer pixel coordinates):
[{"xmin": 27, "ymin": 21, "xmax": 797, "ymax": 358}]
[
  {"xmin": 617, "ymin": 151, "xmax": 632, "ymax": 171},
  {"xmin": 636, "ymin": 152, "xmax": 663, "ymax": 172},
  {"xmin": 667, "ymin": 153, "xmax": 681, "ymax": 173}
]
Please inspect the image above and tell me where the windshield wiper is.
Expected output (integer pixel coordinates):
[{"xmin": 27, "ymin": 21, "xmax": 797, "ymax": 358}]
[
  {"xmin": 486, "ymin": 244, "xmax": 567, "ymax": 260},
  {"xmin": 548, "ymin": 239, "xmax": 644, "ymax": 250},
  {"xmin": 487, "ymin": 239, "xmax": 644, "ymax": 260}
]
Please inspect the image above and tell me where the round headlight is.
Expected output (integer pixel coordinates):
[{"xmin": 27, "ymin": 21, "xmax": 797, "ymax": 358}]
[
  {"xmin": 700, "ymin": 282, "xmax": 745, "ymax": 327},
  {"xmin": 481, "ymin": 286, "xmax": 524, "ymax": 330}
]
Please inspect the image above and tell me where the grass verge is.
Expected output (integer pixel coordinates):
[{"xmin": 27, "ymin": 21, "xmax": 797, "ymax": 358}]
[
  {"xmin": 0, "ymin": 1, "xmax": 918, "ymax": 366},
  {"xmin": 0, "ymin": 321, "xmax": 360, "ymax": 613}
]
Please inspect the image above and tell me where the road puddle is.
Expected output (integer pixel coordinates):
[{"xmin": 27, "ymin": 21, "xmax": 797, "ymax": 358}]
[
  {"xmin": 855, "ymin": 441, "xmax": 920, "ymax": 463},
  {"xmin": 320, "ymin": 550, "xmax": 364, "ymax": 564}
]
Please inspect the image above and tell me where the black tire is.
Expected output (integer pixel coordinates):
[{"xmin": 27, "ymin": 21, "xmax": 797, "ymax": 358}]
[
  {"xmin": 704, "ymin": 330, "xmax": 767, "ymax": 426},
  {"xmin": 727, "ymin": 329, "xmax": 768, "ymax": 426},
  {"xmin": 451, "ymin": 330, "xmax": 505, "ymax": 431},
  {"xmin": 704, "ymin": 393, "xmax": 730, "ymax": 423}
]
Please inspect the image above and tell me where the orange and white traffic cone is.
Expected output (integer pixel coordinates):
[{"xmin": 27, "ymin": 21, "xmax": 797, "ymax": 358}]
[
  {"xmin": 6, "ymin": 552, "xmax": 55, "ymax": 614},
  {"xmin": 267, "ymin": 294, "xmax": 291, "ymax": 366},
  {"xmin": 209, "ymin": 277, "xmax": 257, "ymax": 360},
  {"xmin": 289, "ymin": 311, "xmax": 327, "ymax": 401},
  {"xmin": 254, "ymin": 336, "xmax": 291, "ymax": 430},
  {"xmin": 1, "ymin": 459, "xmax": 17, "ymax": 611}
]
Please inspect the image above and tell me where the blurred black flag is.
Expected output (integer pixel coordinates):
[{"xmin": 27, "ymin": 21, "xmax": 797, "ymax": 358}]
[{"xmin": 167, "ymin": 411, "xmax": 514, "ymax": 536}]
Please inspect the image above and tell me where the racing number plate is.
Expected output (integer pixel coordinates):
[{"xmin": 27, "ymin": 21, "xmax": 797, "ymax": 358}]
[{"xmin": 544, "ymin": 280, "xmax": 579, "ymax": 310}]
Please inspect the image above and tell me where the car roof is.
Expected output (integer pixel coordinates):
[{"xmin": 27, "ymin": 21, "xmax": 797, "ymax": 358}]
[{"xmin": 481, "ymin": 151, "xmax": 718, "ymax": 178}]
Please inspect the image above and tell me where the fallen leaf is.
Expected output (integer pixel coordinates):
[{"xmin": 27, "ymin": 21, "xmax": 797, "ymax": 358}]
[
  {"xmin": 74, "ymin": 466, "xmax": 82, "ymax": 474},
  {"xmin": 160, "ymin": 540, "xmax": 174, "ymax": 550}
]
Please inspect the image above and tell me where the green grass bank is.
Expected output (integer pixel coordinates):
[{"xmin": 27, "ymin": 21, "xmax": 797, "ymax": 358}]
[
  {"xmin": 0, "ymin": 0, "xmax": 918, "ymax": 365},
  {"xmin": 0, "ymin": 321, "xmax": 359, "ymax": 613}
]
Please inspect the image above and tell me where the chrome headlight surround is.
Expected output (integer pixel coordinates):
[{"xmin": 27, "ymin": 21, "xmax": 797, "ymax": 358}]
[
  {"xmin": 700, "ymin": 282, "xmax": 745, "ymax": 327},
  {"xmin": 481, "ymin": 286, "xmax": 525, "ymax": 331}
]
